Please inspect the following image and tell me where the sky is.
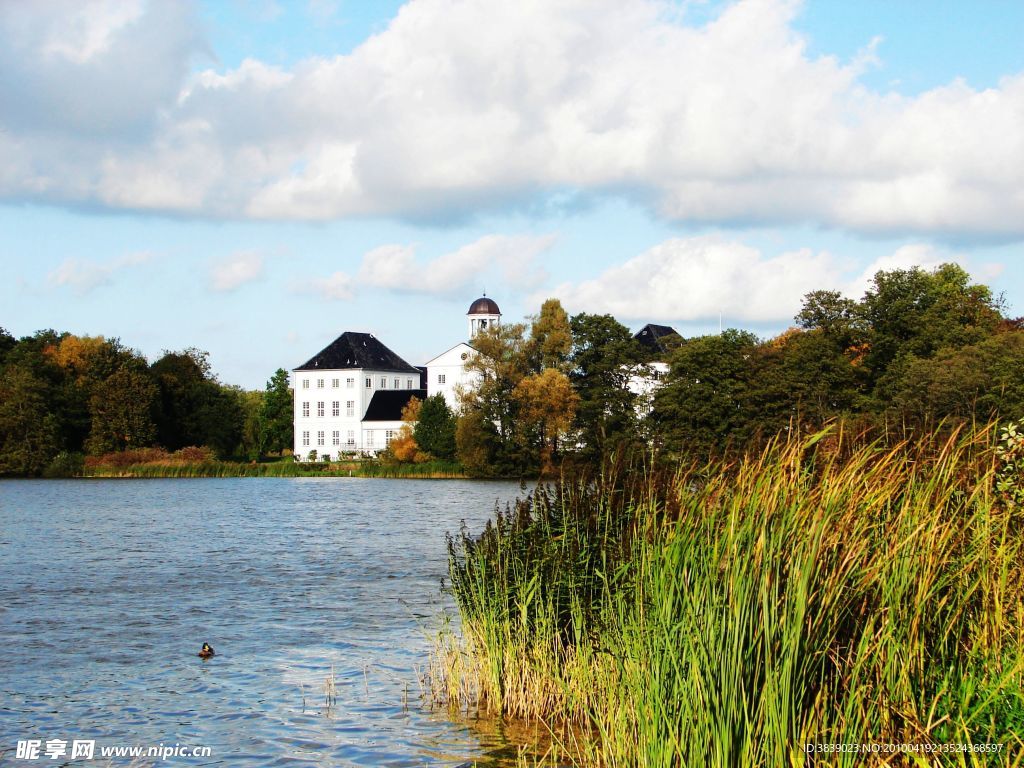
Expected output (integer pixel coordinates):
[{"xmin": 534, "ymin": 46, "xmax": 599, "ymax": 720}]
[{"xmin": 1, "ymin": 0, "xmax": 1023, "ymax": 389}]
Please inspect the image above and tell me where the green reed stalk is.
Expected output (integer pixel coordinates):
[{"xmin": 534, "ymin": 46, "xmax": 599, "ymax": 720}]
[{"xmin": 436, "ymin": 424, "xmax": 1024, "ymax": 766}]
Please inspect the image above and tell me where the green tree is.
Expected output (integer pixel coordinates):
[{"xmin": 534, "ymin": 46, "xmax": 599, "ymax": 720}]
[
  {"xmin": 568, "ymin": 313, "xmax": 643, "ymax": 457},
  {"xmin": 0, "ymin": 327, "xmax": 15, "ymax": 367},
  {"xmin": 891, "ymin": 331, "xmax": 1024, "ymax": 424},
  {"xmin": 456, "ymin": 409, "xmax": 500, "ymax": 477},
  {"xmin": 85, "ymin": 363, "xmax": 159, "ymax": 454},
  {"xmin": 746, "ymin": 328, "xmax": 863, "ymax": 435},
  {"xmin": 237, "ymin": 389, "xmax": 267, "ymax": 460},
  {"xmin": 651, "ymin": 329, "xmax": 759, "ymax": 455},
  {"xmin": 414, "ymin": 393, "xmax": 457, "ymax": 460},
  {"xmin": 151, "ymin": 348, "xmax": 243, "ymax": 455},
  {"xmin": 260, "ymin": 368, "xmax": 293, "ymax": 454},
  {"xmin": 860, "ymin": 263, "xmax": 1002, "ymax": 386},
  {"xmin": 0, "ymin": 362, "xmax": 62, "ymax": 475},
  {"xmin": 462, "ymin": 321, "xmax": 533, "ymax": 470}
]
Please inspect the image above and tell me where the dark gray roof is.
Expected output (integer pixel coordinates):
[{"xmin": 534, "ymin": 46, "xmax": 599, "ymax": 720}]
[
  {"xmin": 295, "ymin": 332, "xmax": 419, "ymax": 373},
  {"xmin": 634, "ymin": 323, "xmax": 681, "ymax": 353},
  {"xmin": 467, "ymin": 296, "xmax": 501, "ymax": 315},
  {"xmin": 363, "ymin": 389, "xmax": 427, "ymax": 422}
]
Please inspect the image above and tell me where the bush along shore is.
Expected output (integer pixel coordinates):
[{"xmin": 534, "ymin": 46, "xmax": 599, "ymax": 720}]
[
  {"xmin": 431, "ymin": 423, "xmax": 1024, "ymax": 766},
  {"xmin": 74, "ymin": 447, "xmax": 467, "ymax": 479}
]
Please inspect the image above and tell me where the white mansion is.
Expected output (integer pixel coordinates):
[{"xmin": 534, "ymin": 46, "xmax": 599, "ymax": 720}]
[
  {"xmin": 292, "ymin": 296, "xmax": 501, "ymax": 458},
  {"xmin": 291, "ymin": 295, "xmax": 677, "ymax": 458}
]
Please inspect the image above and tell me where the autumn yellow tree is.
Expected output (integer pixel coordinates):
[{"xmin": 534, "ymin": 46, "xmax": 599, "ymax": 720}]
[
  {"xmin": 43, "ymin": 335, "xmax": 108, "ymax": 382},
  {"xmin": 389, "ymin": 396, "xmax": 423, "ymax": 463},
  {"xmin": 512, "ymin": 367, "xmax": 579, "ymax": 472},
  {"xmin": 529, "ymin": 298, "xmax": 572, "ymax": 371}
]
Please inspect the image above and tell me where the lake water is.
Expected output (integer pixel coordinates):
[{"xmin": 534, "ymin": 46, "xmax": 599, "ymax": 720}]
[{"xmin": 0, "ymin": 478, "xmax": 527, "ymax": 766}]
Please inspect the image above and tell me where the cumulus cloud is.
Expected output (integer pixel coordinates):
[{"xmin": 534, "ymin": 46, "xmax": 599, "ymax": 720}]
[
  {"xmin": 1, "ymin": 0, "xmax": 1023, "ymax": 240},
  {"xmin": 298, "ymin": 234, "xmax": 555, "ymax": 303},
  {"xmin": 297, "ymin": 270, "xmax": 356, "ymax": 301},
  {"xmin": 47, "ymin": 251, "xmax": 153, "ymax": 295},
  {"xmin": 548, "ymin": 236, "xmax": 980, "ymax": 324},
  {"xmin": 210, "ymin": 251, "xmax": 265, "ymax": 292},
  {"xmin": 357, "ymin": 234, "xmax": 555, "ymax": 296}
]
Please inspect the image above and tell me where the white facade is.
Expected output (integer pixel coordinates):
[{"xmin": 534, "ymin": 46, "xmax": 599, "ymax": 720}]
[
  {"xmin": 425, "ymin": 343, "xmax": 482, "ymax": 413},
  {"xmin": 292, "ymin": 298, "xmax": 504, "ymax": 458},
  {"xmin": 292, "ymin": 369, "xmax": 419, "ymax": 458},
  {"xmin": 627, "ymin": 362, "xmax": 670, "ymax": 414}
]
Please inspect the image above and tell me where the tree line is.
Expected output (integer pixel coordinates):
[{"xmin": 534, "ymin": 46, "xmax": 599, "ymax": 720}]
[
  {"xmin": 0, "ymin": 331, "xmax": 293, "ymax": 476},
  {"xmin": 3, "ymin": 262, "xmax": 1022, "ymax": 477},
  {"xmin": 390, "ymin": 263, "xmax": 1024, "ymax": 475}
]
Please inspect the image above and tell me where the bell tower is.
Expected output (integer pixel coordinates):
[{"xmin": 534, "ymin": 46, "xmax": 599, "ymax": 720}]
[{"xmin": 467, "ymin": 294, "xmax": 501, "ymax": 339}]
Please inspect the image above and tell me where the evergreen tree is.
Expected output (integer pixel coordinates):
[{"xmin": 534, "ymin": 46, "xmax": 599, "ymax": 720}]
[
  {"xmin": 260, "ymin": 368, "xmax": 293, "ymax": 453},
  {"xmin": 414, "ymin": 393, "xmax": 457, "ymax": 460}
]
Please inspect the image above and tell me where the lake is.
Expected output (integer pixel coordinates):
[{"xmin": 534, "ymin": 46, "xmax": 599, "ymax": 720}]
[{"xmin": 0, "ymin": 477, "xmax": 527, "ymax": 766}]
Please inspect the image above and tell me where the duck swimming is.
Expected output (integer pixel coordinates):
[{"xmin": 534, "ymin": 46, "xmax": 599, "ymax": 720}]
[{"xmin": 197, "ymin": 643, "xmax": 215, "ymax": 659}]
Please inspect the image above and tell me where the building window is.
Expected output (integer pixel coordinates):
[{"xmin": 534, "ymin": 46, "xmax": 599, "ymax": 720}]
[
  {"xmin": 385, "ymin": 429, "xmax": 395, "ymax": 445},
  {"xmin": 332, "ymin": 430, "xmax": 340, "ymax": 446},
  {"xmin": 317, "ymin": 430, "xmax": 325, "ymax": 446},
  {"xmin": 317, "ymin": 401, "xmax": 325, "ymax": 417},
  {"xmin": 393, "ymin": 377, "xmax": 399, "ymax": 389},
  {"xmin": 332, "ymin": 401, "xmax": 340, "ymax": 417},
  {"xmin": 366, "ymin": 431, "xmax": 374, "ymax": 447},
  {"xmin": 365, "ymin": 377, "xmax": 372, "ymax": 388},
  {"xmin": 438, "ymin": 374, "xmax": 446, "ymax": 384},
  {"xmin": 346, "ymin": 430, "xmax": 355, "ymax": 447},
  {"xmin": 302, "ymin": 379, "xmax": 309, "ymax": 389},
  {"xmin": 407, "ymin": 379, "xmax": 413, "ymax": 389},
  {"xmin": 380, "ymin": 377, "xmax": 387, "ymax": 388},
  {"xmin": 346, "ymin": 400, "xmax": 354, "ymax": 417},
  {"xmin": 347, "ymin": 378, "xmax": 355, "ymax": 388},
  {"xmin": 302, "ymin": 430, "xmax": 310, "ymax": 446},
  {"xmin": 332, "ymin": 378, "xmax": 340, "ymax": 388},
  {"xmin": 317, "ymin": 378, "xmax": 324, "ymax": 388},
  {"xmin": 302, "ymin": 401, "xmax": 310, "ymax": 418}
]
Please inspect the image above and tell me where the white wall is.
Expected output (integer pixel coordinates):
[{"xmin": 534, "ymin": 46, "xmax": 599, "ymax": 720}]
[
  {"xmin": 627, "ymin": 362, "xmax": 670, "ymax": 415},
  {"xmin": 292, "ymin": 368, "xmax": 419, "ymax": 458},
  {"xmin": 425, "ymin": 343, "xmax": 480, "ymax": 413}
]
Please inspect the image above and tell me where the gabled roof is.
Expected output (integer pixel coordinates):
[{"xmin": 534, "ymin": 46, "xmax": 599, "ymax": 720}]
[
  {"xmin": 362, "ymin": 389, "xmax": 427, "ymax": 422},
  {"xmin": 295, "ymin": 331, "xmax": 419, "ymax": 373},
  {"xmin": 634, "ymin": 323, "xmax": 681, "ymax": 354},
  {"xmin": 424, "ymin": 341, "xmax": 477, "ymax": 367}
]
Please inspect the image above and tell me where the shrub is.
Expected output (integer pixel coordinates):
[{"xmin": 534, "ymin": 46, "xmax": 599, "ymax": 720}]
[
  {"xmin": 42, "ymin": 451, "xmax": 84, "ymax": 478},
  {"xmin": 171, "ymin": 446, "xmax": 216, "ymax": 463}
]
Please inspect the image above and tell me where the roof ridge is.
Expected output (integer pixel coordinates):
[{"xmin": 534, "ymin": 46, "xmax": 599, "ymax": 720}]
[{"xmin": 295, "ymin": 330, "xmax": 419, "ymax": 373}]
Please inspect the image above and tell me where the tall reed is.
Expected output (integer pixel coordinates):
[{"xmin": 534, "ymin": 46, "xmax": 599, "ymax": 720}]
[{"xmin": 435, "ymin": 424, "xmax": 1024, "ymax": 766}]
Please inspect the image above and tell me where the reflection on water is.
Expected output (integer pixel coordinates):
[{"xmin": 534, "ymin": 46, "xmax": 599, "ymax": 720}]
[{"xmin": 0, "ymin": 477, "xmax": 526, "ymax": 766}]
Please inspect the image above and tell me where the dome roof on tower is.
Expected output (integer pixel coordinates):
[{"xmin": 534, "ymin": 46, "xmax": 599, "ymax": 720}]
[{"xmin": 467, "ymin": 296, "xmax": 501, "ymax": 315}]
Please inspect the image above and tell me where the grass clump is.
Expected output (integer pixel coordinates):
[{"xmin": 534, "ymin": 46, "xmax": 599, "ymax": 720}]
[{"xmin": 434, "ymin": 424, "xmax": 1024, "ymax": 766}]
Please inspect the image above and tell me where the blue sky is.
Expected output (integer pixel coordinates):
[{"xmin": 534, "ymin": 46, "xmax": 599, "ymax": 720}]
[{"xmin": 1, "ymin": 0, "xmax": 1023, "ymax": 389}]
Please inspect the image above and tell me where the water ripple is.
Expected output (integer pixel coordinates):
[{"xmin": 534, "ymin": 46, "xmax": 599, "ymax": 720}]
[{"xmin": 0, "ymin": 478, "xmax": 522, "ymax": 766}]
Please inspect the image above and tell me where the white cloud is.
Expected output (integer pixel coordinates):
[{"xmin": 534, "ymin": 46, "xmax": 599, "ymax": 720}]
[
  {"xmin": 298, "ymin": 233, "xmax": 555, "ymax": 303},
  {"xmin": 210, "ymin": 251, "xmax": 266, "ymax": 292},
  {"xmin": 1, "ymin": 0, "xmax": 1023, "ymax": 240},
  {"xmin": 47, "ymin": 251, "xmax": 153, "ymax": 295},
  {"xmin": 549, "ymin": 236, "xmax": 985, "ymax": 324},
  {"xmin": 845, "ymin": 244, "xmax": 948, "ymax": 297},
  {"xmin": 357, "ymin": 234, "xmax": 556, "ymax": 296},
  {"xmin": 297, "ymin": 270, "xmax": 356, "ymax": 301}
]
